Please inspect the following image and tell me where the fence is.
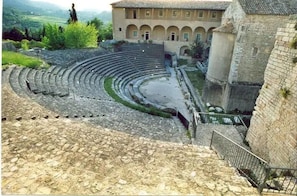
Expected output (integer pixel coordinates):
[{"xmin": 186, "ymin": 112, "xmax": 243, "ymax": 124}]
[
  {"xmin": 191, "ymin": 111, "xmax": 249, "ymax": 140},
  {"xmin": 210, "ymin": 131, "xmax": 297, "ymax": 195}
]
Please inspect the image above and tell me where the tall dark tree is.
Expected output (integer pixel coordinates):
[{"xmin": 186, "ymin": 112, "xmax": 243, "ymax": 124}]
[{"xmin": 68, "ymin": 3, "xmax": 78, "ymax": 23}]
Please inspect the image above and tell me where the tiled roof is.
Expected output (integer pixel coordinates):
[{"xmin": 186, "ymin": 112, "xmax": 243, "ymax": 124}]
[
  {"xmin": 111, "ymin": 0, "xmax": 232, "ymax": 10},
  {"xmin": 238, "ymin": 0, "xmax": 297, "ymax": 15}
]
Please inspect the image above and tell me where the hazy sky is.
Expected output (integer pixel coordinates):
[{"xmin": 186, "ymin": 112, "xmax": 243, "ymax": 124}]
[{"xmin": 30, "ymin": 0, "xmax": 119, "ymax": 12}]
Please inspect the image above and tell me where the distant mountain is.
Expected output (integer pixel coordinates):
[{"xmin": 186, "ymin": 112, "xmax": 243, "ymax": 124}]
[
  {"xmin": 3, "ymin": 0, "xmax": 65, "ymax": 16},
  {"xmin": 3, "ymin": 0, "xmax": 112, "ymax": 32}
]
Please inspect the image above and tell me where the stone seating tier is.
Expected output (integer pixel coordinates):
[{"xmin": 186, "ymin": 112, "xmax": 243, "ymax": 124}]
[{"xmin": 8, "ymin": 48, "xmax": 168, "ymax": 119}]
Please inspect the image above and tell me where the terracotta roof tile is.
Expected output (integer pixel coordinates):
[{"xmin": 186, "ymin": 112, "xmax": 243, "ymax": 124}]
[{"xmin": 111, "ymin": 0, "xmax": 232, "ymax": 10}]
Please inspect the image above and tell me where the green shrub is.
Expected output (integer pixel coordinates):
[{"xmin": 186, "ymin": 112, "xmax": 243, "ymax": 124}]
[
  {"xmin": 21, "ymin": 39, "xmax": 29, "ymax": 50},
  {"xmin": 29, "ymin": 40, "xmax": 45, "ymax": 48},
  {"xmin": 64, "ymin": 22, "xmax": 98, "ymax": 48},
  {"xmin": 42, "ymin": 23, "xmax": 65, "ymax": 50}
]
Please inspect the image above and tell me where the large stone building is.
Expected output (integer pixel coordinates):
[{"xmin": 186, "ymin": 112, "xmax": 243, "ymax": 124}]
[
  {"xmin": 247, "ymin": 17, "xmax": 297, "ymax": 168},
  {"xmin": 111, "ymin": 0, "xmax": 231, "ymax": 56},
  {"xmin": 202, "ymin": 0, "xmax": 297, "ymax": 113}
]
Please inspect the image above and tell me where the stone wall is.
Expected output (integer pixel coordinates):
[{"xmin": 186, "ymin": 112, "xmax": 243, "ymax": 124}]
[
  {"xmin": 228, "ymin": 14, "xmax": 289, "ymax": 84},
  {"xmin": 246, "ymin": 16, "xmax": 297, "ymax": 168}
]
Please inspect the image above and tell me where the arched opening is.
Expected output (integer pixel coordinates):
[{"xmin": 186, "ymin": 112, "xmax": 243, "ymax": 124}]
[
  {"xmin": 167, "ymin": 26, "xmax": 179, "ymax": 41},
  {"xmin": 194, "ymin": 27, "xmax": 206, "ymax": 43},
  {"xmin": 207, "ymin": 27, "xmax": 216, "ymax": 44},
  {"xmin": 152, "ymin": 25, "xmax": 165, "ymax": 40},
  {"xmin": 140, "ymin": 25, "xmax": 151, "ymax": 40},
  {"xmin": 181, "ymin": 26, "xmax": 192, "ymax": 42},
  {"xmin": 126, "ymin": 24, "xmax": 138, "ymax": 39},
  {"xmin": 180, "ymin": 45, "xmax": 191, "ymax": 56}
]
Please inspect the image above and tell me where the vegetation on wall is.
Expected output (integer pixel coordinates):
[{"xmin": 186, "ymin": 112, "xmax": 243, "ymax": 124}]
[
  {"xmin": 280, "ymin": 87, "xmax": 291, "ymax": 99},
  {"xmin": 289, "ymin": 35, "xmax": 297, "ymax": 49},
  {"xmin": 292, "ymin": 57, "xmax": 297, "ymax": 64}
]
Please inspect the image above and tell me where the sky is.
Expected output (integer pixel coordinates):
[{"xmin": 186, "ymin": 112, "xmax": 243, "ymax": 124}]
[{"xmin": 30, "ymin": 0, "xmax": 119, "ymax": 12}]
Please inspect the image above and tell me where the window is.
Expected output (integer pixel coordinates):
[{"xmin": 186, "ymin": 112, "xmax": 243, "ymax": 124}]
[
  {"xmin": 207, "ymin": 34, "xmax": 212, "ymax": 42},
  {"xmin": 119, "ymin": 28, "xmax": 122, "ymax": 32},
  {"xmin": 145, "ymin": 9, "xmax": 150, "ymax": 17},
  {"xmin": 211, "ymin": 11, "xmax": 217, "ymax": 19},
  {"xmin": 185, "ymin": 11, "xmax": 191, "ymax": 18},
  {"xmin": 172, "ymin": 10, "xmax": 177, "ymax": 17},
  {"xmin": 133, "ymin": 10, "xmax": 137, "ymax": 19},
  {"xmin": 198, "ymin": 10, "xmax": 204, "ymax": 18},
  {"xmin": 159, "ymin": 10, "xmax": 163, "ymax": 17},
  {"xmin": 196, "ymin": 33, "xmax": 202, "ymax": 42},
  {"xmin": 252, "ymin": 47, "xmax": 258, "ymax": 57},
  {"xmin": 183, "ymin": 33, "xmax": 189, "ymax": 41},
  {"xmin": 133, "ymin": 31, "xmax": 138, "ymax": 37}
]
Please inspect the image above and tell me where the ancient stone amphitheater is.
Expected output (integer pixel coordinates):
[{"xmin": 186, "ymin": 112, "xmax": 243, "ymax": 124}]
[{"xmin": 2, "ymin": 44, "xmax": 263, "ymax": 195}]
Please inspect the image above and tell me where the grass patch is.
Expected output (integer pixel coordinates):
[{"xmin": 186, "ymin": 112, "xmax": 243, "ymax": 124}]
[
  {"xmin": 2, "ymin": 51, "xmax": 49, "ymax": 69},
  {"xmin": 185, "ymin": 70, "xmax": 205, "ymax": 95},
  {"xmin": 177, "ymin": 59, "xmax": 188, "ymax": 66},
  {"xmin": 104, "ymin": 77, "xmax": 171, "ymax": 118}
]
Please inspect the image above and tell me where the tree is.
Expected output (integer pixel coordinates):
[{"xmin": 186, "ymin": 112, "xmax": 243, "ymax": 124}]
[
  {"xmin": 190, "ymin": 40, "xmax": 204, "ymax": 59},
  {"xmin": 88, "ymin": 17, "xmax": 103, "ymax": 30},
  {"xmin": 68, "ymin": 3, "xmax": 78, "ymax": 24},
  {"xmin": 87, "ymin": 17, "xmax": 113, "ymax": 42},
  {"xmin": 102, "ymin": 22, "xmax": 113, "ymax": 40}
]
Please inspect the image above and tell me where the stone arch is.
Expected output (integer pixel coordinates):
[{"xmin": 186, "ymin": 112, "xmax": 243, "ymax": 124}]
[
  {"xmin": 140, "ymin": 25, "xmax": 152, "ymax": 40},
  {"xmin": 167, "ymin": 26, "xmax": 179, "ymax": 41},
  {"xmin": 194, "ymin": 27, "xmax": 206, "ymax": 42},
  {"xmin": 180, "ymin": 45, "xmax": 191, "ymax": 56},
  {"xmin": 126, "ymin": 24, "xmax": 138, "ymax": 39},
  {"xmin": 180, "ymin": 26, "xmax": 192, "ymax": 42},
  {"xmin": 152, "ymin": 25, "xmax": 166, "ymax": 40},
  {"xmin": 207, "ymin": 27, "xmax": 216, "ymax": 43}
]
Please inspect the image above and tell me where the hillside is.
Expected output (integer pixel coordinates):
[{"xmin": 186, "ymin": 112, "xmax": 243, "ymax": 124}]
[{"xmin": 2, "ymin": 0, "xmax": 112, "ymax": 32}]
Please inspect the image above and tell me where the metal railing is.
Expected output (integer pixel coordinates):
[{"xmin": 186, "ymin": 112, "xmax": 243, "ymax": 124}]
[{"xmin": 210, "ymin": 131, "xmax": 297, "ymax": 195}]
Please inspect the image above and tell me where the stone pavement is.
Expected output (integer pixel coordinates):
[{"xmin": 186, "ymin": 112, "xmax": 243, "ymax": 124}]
[
  {"xmin": 1, "ymin": 82, "xmax": 261, "ymax": 195},
  {"xmin": 139, "ymin": 67, "xmax": 192, "ymax": 121}
]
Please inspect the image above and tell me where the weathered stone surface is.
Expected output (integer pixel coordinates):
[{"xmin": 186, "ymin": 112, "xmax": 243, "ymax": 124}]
[
  {"xmin": 247, "ymin": 18, "xmax": 297, "ymax": 168},
  {"xmin": 2, "ymin": 49, "xmax": 260, "ymax": 195}
]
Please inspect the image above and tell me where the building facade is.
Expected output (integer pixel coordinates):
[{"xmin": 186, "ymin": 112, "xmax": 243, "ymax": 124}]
[
  {"xmin": 111, "ymin": 0, "xmax": 231, "ymax": 56},
  {"xmin": 202, "ymin": 0, "xmax": 297, "ymax": 112}
]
